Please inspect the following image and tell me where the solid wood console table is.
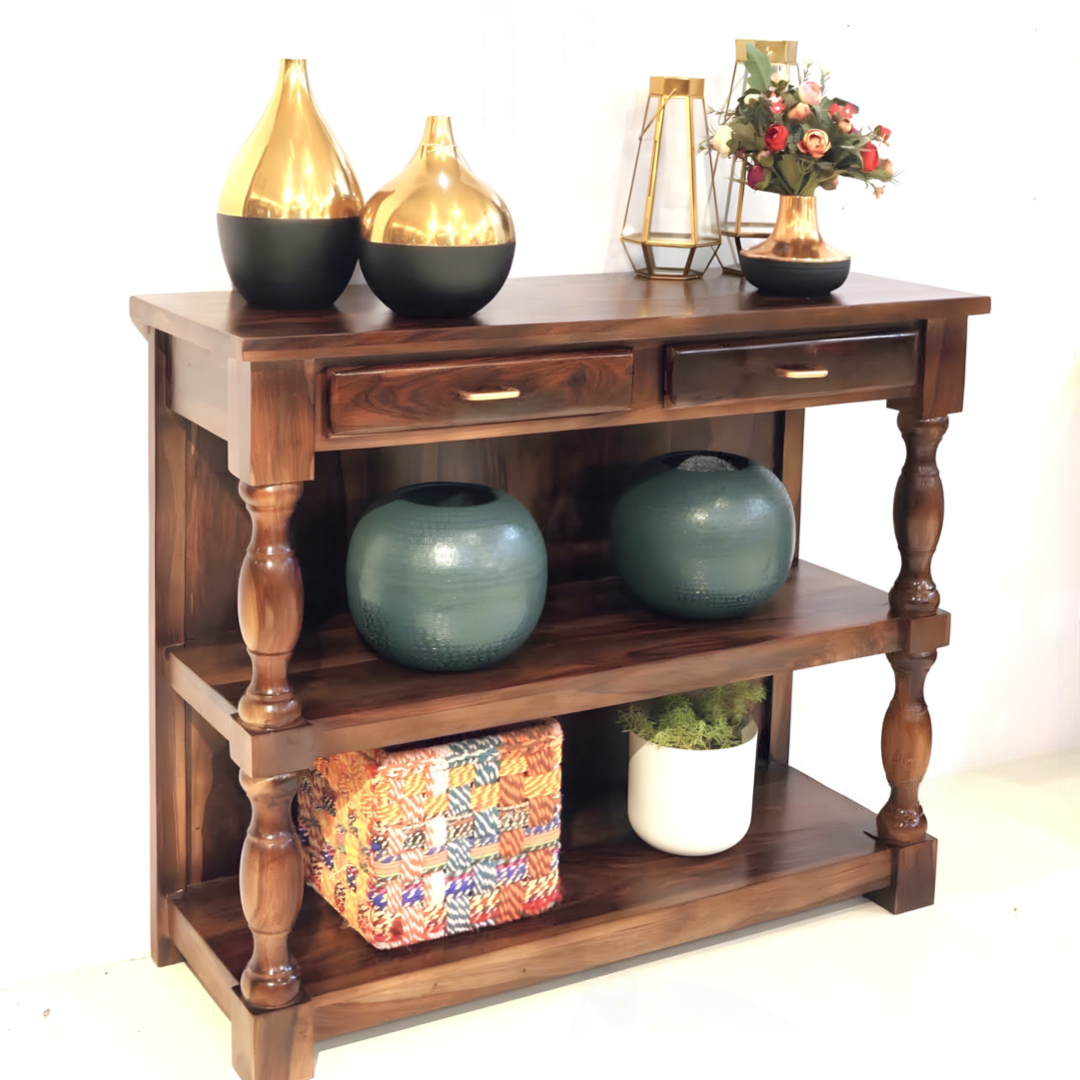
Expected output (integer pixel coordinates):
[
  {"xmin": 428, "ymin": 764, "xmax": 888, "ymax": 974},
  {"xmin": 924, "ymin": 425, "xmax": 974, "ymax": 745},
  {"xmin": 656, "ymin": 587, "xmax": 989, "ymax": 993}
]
[{"xmin": 133, "ymin": 271, "xmax": 990, "ymax": 1080}]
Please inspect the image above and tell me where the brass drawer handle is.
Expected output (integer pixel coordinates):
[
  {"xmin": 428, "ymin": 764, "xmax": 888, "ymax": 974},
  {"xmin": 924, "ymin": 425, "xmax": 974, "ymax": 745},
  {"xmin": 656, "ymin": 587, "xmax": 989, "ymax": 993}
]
[
  {"xmin": 774, "ymin": 365, "xmax": 829, "ymax": 379},
  {"xmin": 459, "ymin": 388, "xmax": 522, "ymax": 401}
]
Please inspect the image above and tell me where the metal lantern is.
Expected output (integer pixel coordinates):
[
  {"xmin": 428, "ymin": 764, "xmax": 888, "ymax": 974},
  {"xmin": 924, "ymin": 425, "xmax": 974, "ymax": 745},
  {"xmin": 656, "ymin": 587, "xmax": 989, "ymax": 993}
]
[
  {"xmin": 621, "ymin": 77, "xmax": 720, "ymax": 279},
  {"xmin": 717, "ymin": 40, "xmax": 801, "ymax": 275}
]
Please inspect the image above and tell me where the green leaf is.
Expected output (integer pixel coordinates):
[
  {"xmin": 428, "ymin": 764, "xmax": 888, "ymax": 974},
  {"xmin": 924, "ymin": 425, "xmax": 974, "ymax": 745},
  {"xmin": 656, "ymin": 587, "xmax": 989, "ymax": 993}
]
[
  {"xmin": 778, "ymin": 154, "xmax": 803, "ymax": 191},
  {"xmin": 744, "ymin": 43, "xmax": 774, "ymax": 93}
]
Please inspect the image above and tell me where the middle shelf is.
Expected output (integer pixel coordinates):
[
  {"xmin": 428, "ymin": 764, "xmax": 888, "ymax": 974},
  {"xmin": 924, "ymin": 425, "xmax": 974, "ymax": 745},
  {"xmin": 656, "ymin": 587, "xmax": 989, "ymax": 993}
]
[{"xmin": 167, "ymin": 561, "xmax": 950, "ymax": 775}]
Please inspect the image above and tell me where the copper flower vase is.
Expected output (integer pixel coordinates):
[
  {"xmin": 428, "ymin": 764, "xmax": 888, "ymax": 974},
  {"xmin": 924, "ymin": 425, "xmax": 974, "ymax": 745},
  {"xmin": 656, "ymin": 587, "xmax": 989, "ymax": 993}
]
[{"xmin": 739, "ymin": 196, "xmax": 850, "ymax": 297}]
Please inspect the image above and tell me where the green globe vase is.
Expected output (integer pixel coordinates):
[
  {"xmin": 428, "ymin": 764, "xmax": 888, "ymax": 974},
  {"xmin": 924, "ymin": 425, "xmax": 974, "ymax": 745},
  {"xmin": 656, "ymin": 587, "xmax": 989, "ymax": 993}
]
[
  {"xmin": 611, "ymin": 451, "xmax": 795, "ymax": 619},
  {"xmin": 346, "ymin": 482, "xmax": 547, "ymax": 671}
]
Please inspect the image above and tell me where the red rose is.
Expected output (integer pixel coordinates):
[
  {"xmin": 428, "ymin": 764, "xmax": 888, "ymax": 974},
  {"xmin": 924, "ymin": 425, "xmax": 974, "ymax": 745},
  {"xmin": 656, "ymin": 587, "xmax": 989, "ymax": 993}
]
[
  {"xmin": 860, "ymin": 145, "xmax": 880, "ymax": 171},
  {"xmin": 877, "ymin": 126, "xmax": 892, "ymax": 143},
  {"xmin": 827, "ymin": 103, "xmax": 841, "ymax": 118},
  {"xmin": 764, "ymin": 124, "xmax": 788, "ymax": 152}
]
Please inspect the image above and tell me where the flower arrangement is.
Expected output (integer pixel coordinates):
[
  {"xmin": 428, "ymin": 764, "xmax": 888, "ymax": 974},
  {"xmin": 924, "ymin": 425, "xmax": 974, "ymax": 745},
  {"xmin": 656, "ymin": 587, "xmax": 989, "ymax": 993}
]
[
  {"xmin": 619, "ymin": 681, "xmax": 765, "ymax": 751},
  {"xmin": 709, "ymin": 45, "xmax": 895, "ymax": 199}
]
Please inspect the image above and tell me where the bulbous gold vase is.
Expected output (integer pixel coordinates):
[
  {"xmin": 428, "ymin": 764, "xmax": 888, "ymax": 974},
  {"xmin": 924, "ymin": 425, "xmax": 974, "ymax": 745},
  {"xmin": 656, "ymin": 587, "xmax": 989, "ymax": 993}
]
[
  {"xmin": 359, "ymin": 116, "xmax": 515, "ymax": 318},
  {"xmin": 218, "ymin": 59, "xmax": 362, "ymax": 309},
  {"xmin": 739, "ymin": 196, "xmax": 850, "ymax": 297}
]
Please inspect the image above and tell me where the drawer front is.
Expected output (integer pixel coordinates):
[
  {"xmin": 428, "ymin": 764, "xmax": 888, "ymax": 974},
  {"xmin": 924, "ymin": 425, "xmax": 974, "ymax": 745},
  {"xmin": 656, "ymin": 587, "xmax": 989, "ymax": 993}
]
[
  {"xmin": 327, "ymin": 349, "xmax": 634, "ymax": 435},
  {"xmin": 665, "ymin": 330, "xmax": 919, "ymax": 409}
]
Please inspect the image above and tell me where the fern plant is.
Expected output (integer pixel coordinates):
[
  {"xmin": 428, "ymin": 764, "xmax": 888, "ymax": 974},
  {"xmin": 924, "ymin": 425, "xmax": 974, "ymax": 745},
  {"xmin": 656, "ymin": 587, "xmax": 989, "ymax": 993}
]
[{"xmin": 619, "ymin": 681, "xmax": 765, "ymax": 750}]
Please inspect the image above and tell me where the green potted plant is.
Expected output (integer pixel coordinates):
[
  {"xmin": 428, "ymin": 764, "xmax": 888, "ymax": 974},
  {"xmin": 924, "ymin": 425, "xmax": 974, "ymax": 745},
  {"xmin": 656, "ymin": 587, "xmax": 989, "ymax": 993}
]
[{"xmin": 621, "ymin": 681, "xmax": 765, "ymax": 856}]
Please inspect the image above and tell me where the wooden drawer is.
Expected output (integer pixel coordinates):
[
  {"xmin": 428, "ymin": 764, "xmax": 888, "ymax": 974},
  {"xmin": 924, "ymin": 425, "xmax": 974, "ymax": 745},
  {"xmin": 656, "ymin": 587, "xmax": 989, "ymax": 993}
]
[
  {"xmin": 327, "ymin": 349, "xmax": 634, "ymax": 435},
  {"xmin": 665, "ymin": 329, "xmax": 920, "ymax": 409}
]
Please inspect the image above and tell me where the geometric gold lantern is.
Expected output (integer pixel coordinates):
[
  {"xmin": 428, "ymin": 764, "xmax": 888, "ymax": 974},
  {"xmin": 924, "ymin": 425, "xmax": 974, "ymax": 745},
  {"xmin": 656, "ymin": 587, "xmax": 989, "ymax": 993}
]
[
  {"xmin": 621, "ymin": 77, "xmax": 721, "ymax": 279},
  {"xmin": 717, "ymin": 41, "xmax": 800, "ymax": 275}
]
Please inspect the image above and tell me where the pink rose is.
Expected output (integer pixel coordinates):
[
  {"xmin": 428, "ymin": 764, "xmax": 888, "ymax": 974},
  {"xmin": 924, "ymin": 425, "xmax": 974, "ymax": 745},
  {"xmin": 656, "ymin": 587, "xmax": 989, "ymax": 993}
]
[
  {"xmin": 882, "ymin": 159, "xmax": 895, "ymax": 176},
  {"xmin": 788, "ymin": 102, "xmax": 811, "ymax": 121},
  {"xmin": 798, "ymin": 81, "xmax": 822, "ymax": 106},
  {"xmin": 748, "ymin": 164, "xmax": 766, "ymax": 189}
]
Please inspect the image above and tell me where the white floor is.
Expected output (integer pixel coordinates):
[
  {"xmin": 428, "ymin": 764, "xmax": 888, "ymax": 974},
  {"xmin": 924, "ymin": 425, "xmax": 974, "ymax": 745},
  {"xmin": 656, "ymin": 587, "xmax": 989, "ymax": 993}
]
[{"xmin": 3, "ymin": 753, "xmax": 1078, "ymax": 1080}]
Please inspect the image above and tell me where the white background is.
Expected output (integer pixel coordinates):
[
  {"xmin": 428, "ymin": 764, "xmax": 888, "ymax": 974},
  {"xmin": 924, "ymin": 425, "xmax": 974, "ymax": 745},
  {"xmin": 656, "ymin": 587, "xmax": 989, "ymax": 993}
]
[{"xmin": 1, "ymin": 1, "xmax": 1077, "ymax": 989}]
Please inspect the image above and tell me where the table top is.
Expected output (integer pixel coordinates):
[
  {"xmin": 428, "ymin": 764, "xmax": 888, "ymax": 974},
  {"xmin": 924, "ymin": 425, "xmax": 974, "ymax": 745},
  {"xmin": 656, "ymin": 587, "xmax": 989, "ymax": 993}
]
[{"xmin": 131, "ymin": 270, "xmax": 992, "ymax": 362}]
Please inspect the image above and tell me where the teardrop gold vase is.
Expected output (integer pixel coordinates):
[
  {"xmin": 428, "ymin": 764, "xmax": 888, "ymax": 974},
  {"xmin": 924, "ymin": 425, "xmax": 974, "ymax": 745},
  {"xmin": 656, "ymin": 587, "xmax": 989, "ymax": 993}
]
[
  {"xmin": 359, "ymin": 116, "xmax": 515, "ymax": 318},
  {"xmin": 739, "ymin": 196, "xmax": 850, "ymax": 297},
  {"xmin": 217, "ymin": 59, "xmax": 363, "ymax": 309}
]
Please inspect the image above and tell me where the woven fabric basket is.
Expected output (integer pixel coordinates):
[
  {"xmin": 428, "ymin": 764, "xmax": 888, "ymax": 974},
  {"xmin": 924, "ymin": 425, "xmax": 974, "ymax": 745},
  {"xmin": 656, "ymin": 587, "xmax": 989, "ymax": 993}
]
[{"xmin": 297, "ymin": 719, "xmax": 562, "ymax": 949}]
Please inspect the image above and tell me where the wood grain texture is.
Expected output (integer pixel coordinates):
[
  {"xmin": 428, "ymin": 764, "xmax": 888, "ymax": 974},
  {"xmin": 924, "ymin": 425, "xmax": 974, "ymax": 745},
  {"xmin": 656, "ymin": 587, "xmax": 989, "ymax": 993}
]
[
  {"xmin": 173, "ymin": 765, "xmax": 892, "ymax": 1036},
  {"xmin": 167, "ymin": 562, "xmax": 951, "ymax": 774},
  {"xmin": 889, "ymin": 409, "xmax": 948, "ymax": 618},
  {"xmin": 777, "ymin": 408, "xmax": 804, "ymax": 562},
  {"xmin": 232, "ymin": 989, "xmax": 314, "ymax": 1080},
  {"xmin": 229, "ymin": 359, "xmax": 316, "ymax": 486},
  {"xmin": 326, "ymin": 348, "xmax": 634, "ymax": 435},
  {"xmin": 665, "ymin": 329, "xmax": 918, "ymax": 409},
  {"xmin": 867, "ymin": 835, "xmax": 937, "ymax": 913},
  {"xmin": 237, "ymin": 482, "xmax": 306, "ymax": 731},
  {"xmin": 150, "ymin": 329, "xmax": 188, "ymax": 966},
  {"xmin": 877, "ymin": 650, "xmax": 935, "ymax": 845},
  {"xmin": 921, "ymin": 316, "xmax": 968, "ymax": 418},
  {"xmin": 765, "ymin": 672, "xmax": 793, "ymax": 765},
  {"xmin": 131, "ymin": 271, "xmax": 991, "ymax": 364},
  {"xmin": 239, "ymin": 771, "xmax": 305, "ymax": 1009}
]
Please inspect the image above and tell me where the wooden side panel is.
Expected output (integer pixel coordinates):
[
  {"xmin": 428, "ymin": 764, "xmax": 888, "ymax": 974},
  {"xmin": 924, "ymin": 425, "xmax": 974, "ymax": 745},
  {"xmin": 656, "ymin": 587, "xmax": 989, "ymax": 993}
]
[
  {"xmin": 187, "ymin": 708, "xmax": 247, "ymax": 885},
  {"xmin": 185, "ymin": 426, "xmax": 248, "ymax": 643},
  {"xmin": 150, "ymin": 329, "xmax": 188, "ymax": 965},
  {"xmin": 170, "ymin": 338, "xmax": 229, "ymax": 440}
]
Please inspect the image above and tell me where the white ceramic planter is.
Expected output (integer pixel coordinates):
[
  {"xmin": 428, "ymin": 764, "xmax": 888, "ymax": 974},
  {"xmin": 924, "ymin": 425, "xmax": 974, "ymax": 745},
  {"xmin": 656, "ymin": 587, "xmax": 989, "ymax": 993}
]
[{"xmin": 627, "ymin": 721, "xmax": 758, "ymax": 856}]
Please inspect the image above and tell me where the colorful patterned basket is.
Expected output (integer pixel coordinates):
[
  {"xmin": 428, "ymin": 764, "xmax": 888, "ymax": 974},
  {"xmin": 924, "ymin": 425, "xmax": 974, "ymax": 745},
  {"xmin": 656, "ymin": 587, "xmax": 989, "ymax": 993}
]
[{"xmin": 297, "ymin": 720, "xmax": 562, "ymax": 949}]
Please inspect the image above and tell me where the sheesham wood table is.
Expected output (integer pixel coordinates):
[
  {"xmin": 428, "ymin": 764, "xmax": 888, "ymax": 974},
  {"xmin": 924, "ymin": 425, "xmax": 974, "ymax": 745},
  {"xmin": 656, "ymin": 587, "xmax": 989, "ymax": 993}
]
[{"xmin": 132, "ymin": 270, "xmax": 990, "ymax": 1080}]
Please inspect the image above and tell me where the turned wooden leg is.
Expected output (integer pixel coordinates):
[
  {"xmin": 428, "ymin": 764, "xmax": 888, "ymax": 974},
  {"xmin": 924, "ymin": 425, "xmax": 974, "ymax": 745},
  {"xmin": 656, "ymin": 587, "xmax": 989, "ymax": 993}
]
[
  {"xmin": 877, "ymin": 649, "xmax": 935, "ymax": 845},
  {"xmin": 238, "ymin": 482, "xmax": 304, "ymax": 731},
  {"xmin": 239, "ymin": 771, "xmax": 305, "ymax": 1009},
  {"xmin": 888, "ymin": 411, "xmax": 947, "ymax": 617},
  {"xmin": 877, "ymin": 407, "xmax": 946, "ymax": 850}
]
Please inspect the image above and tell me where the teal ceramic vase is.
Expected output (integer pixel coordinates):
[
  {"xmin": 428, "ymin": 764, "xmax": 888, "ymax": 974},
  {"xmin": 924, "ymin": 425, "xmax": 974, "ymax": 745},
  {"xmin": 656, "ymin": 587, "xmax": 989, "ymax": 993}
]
[
  {"xmin": 611, "ymin": 451, "xmax": 795, "ymax": 619},
  {"xmin": 346, "ymin": 482, "xmax": 547, "ymax": 671}
]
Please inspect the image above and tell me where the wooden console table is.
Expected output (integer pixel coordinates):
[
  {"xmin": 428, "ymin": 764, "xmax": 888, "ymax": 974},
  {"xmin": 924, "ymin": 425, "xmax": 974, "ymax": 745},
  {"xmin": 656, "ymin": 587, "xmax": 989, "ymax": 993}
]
[{"xmin": 133, "ymin": 271, "xmax": 990, "ymax": 1080}]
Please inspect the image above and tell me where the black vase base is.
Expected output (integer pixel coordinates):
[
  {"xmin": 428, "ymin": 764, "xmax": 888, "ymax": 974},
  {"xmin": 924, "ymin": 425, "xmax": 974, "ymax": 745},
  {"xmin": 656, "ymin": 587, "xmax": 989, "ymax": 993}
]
[
  {"xmin": 739, "ymin": 253, "xmax": 851, "ymax": 297},
  {"xmin": 217, "ymin": 214, "xmax": 359, "ymax": 310},
  {"xmin": 359, "ymin": 239, "xmax": 515, "ymax": 318}
]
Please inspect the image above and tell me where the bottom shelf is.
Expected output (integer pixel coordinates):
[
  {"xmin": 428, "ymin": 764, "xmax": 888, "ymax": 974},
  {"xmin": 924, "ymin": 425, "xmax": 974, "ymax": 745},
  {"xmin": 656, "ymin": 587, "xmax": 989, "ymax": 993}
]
[{"xmin": 171, "ymin": 764, "xmax": 893, "ymax": 1041}]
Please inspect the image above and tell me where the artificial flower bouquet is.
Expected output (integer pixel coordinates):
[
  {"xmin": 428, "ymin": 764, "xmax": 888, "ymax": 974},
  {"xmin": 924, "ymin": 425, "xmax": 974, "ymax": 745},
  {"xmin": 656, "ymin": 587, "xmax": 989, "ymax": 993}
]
[{"xmin": 710, "ymin": 44, "xmax": 895, "ymax": 199}]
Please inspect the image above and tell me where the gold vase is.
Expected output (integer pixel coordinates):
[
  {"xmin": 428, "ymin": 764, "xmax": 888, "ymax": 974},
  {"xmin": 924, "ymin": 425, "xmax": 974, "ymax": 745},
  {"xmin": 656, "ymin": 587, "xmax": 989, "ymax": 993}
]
[
  {"xmin": 359, "ymin": 116, "xmax": 515, "ymax": 318},
  {"xmin": 217, "ymin": 59, "xmax": 363, "ymax": 309},
  {"xmin": 738, "ymin": 195, "xmax": 850, "ymax": 296}
]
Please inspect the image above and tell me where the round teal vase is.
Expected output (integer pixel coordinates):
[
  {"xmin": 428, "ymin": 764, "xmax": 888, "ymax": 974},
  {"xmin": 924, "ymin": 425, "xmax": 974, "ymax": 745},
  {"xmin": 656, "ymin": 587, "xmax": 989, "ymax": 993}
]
[
  {"xmin": 346, "ymin": 482, "xmax": 547, "ymax": 671},
  {"xmin": 611, "ymin": 451, "xmax": 795, "ymax": 619}
]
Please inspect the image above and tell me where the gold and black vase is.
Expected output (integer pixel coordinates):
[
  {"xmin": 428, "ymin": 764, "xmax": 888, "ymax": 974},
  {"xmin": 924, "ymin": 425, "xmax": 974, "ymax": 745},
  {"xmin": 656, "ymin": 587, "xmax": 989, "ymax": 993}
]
[
  {"xmin": 359, "ymin": 116, "xmax": 514, "ymax": 318},
  {"xmin": 217, "ymin": 59, "xmax": 362, "ymax": 309},
  {"xmin": 738, "ymin": 196, "xmax": 850, "ymax": 297}
]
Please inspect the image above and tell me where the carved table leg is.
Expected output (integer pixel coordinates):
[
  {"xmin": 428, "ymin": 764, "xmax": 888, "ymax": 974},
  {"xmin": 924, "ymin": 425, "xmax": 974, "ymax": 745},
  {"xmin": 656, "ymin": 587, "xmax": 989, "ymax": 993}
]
[
  {"xmin": 871, "ymin": 408, "xmax": 947, "ymax": 912},
  {"xmin": 231, "ymin": 482, "xmax": 313, "ymax": 1077},
  {"xmin": 233, "ymin": 773, "xmax": 311, "ymax": 1080},
  {"xmin": 238, "ymin": 482, "xmax": 304, "ymax": 731},
  {"xmin": 239, "ymin": 771, "xmax": 305, "ymax": 1007}
]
